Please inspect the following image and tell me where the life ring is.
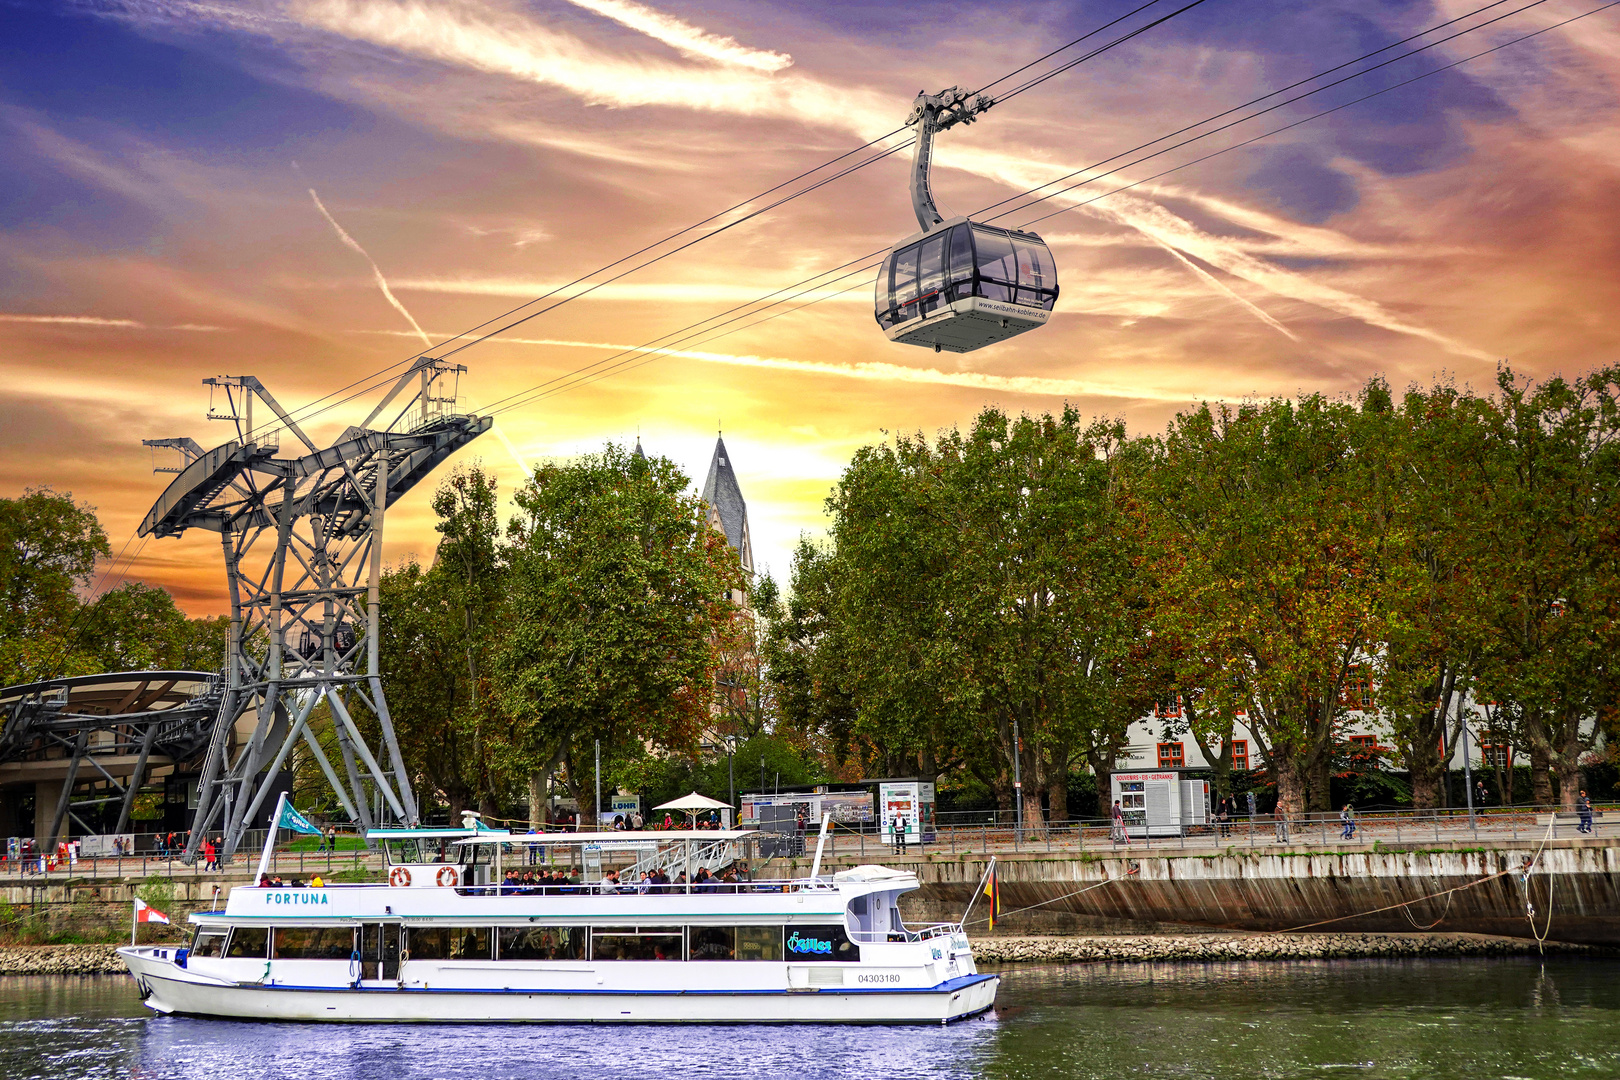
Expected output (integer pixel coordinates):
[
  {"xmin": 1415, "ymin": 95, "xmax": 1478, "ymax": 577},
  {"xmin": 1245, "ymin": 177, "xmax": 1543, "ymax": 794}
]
[
  {"xmin": 389, "ymin": 867, "xmax": 412, "ymax": 887},
  {"xmin": 435, "ymin": 866, "xmax": 459, "ymax": 887}
]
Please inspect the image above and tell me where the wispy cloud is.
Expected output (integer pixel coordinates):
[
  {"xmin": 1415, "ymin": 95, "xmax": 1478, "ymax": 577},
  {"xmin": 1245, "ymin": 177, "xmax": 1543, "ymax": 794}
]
[
  {"xmin": 308, "ymin": 187, "xmax": 432, "ymax": 347},
  {"xmin": 0, "ymin": 313, "xmax": 225, "ymax": 330},
  {"xmin": 561, "ymin": 0, "xmax": 792, "ymax": 72},
  {"xmin": 288, "ymin": 0, "xmax": 892, "ymax": 132}
]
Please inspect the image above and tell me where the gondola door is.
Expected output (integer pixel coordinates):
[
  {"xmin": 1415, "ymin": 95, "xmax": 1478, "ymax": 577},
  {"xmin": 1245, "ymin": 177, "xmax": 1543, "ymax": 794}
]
[{"xmin": 360, "ymin": 923, "xmax": 401, "ymax": 981}]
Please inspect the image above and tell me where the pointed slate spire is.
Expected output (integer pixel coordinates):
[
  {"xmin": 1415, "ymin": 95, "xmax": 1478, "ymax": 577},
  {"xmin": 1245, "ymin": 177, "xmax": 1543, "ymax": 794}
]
[{"xmin": 700, "ymin": 435, "xmax": 752, "ymax": 575}]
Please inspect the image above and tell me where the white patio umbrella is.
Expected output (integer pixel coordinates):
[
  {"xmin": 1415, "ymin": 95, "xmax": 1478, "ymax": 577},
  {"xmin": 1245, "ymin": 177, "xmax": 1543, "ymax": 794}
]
[{"xmin": 653, "ymin": 791, "xmax": 731, "ymax": 827}]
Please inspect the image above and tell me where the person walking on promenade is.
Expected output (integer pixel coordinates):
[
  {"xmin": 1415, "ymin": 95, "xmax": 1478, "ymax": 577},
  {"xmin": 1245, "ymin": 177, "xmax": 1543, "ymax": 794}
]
[
  {"xmin": 1110, "ymin": 800, "xmax": 1128, "ymax": 845},
  {"xmin": 1476, "ymin": 780, "xmax": 1489, "ymax": 809},
  {"xmin": 891, "ymin": 813, "xmax": 907, "ymax": 854},
  {"xmin": 1340, "ymin": 803, "xmax": 1356, "ymax": 841},
  {"xmin": 1576, "ymin": 790, "xmax": 1594, "ymax": 834},
  {"xmin": 1246, "ymin": 791, "xmax": 1257, "ymax": 820}
]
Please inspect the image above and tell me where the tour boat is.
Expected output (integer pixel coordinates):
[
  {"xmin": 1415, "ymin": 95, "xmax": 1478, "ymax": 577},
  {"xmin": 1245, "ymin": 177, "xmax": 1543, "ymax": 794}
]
[{"xmin": 118, "ymin": 815, "xmax": 998, "ymax": 1024}]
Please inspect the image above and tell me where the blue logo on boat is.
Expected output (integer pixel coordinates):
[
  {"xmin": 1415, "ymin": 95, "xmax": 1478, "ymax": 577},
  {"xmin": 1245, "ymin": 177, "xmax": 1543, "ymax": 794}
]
[
  {"xmin": 264, "ymin": 891, "xmax": 330, "ymax": 906},
  {"xmin": 786, "ymin": 932, "xmax": 833, "ymax": 955}
]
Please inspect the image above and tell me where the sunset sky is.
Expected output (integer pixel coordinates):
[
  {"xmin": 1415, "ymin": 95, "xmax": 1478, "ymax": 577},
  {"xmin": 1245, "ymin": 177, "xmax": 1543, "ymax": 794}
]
[{"xmin": 3, "ymin": 0, "xmax": 1619, "ymax": 614}]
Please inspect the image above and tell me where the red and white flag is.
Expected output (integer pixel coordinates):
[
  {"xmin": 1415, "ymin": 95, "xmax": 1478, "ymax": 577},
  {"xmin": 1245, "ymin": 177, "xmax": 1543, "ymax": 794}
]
[{"xmin": 133, "ymin": 897, "xmax": 169, "ymax": 925}]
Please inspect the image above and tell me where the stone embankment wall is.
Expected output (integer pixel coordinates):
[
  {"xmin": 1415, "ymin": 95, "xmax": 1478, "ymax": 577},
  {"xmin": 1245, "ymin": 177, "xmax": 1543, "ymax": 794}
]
[
  {"xmin": 777, "ymin": 840, "xmax": 1620, "ymax": 945},
  {"xmin": 1, "ymin": 873, "xmax": 249, "ymax": 942}
]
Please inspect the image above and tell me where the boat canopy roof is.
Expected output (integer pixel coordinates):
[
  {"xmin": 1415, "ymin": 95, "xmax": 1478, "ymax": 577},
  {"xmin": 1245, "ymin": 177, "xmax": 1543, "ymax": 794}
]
[
  {"xmin": 364, "ymin": 827, "xmax": 490, "ymax": 840},
  {"xmin": 453, "ymin": 829, "xmax": 760, "ymax": 846}
]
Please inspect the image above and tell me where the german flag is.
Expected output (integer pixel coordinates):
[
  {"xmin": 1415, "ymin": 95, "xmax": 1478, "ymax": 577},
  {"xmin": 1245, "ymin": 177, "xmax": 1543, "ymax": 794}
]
[{"xmin": 985, "ymin": 860, "xmax": 1000, "ymax": 930}]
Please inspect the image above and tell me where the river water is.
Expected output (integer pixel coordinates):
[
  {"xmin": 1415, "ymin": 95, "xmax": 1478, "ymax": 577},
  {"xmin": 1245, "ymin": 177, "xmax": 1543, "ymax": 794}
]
[{"xmin": 2, "ymin": 958, "xmax": 1615, "ymax": 1079}]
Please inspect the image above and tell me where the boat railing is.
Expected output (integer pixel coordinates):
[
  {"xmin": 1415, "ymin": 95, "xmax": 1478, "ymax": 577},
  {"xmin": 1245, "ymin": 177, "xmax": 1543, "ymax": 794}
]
[
  {"xmin": 848, "ymin": 921, "xmax": 964, "ymax": 945},
  {"xmin": 623, "ymin": 837, "xmax": 739, "ymax": 880},
  {"xmin": 459, "ymin": 875, "xmax": 843, "ymax": 898}
]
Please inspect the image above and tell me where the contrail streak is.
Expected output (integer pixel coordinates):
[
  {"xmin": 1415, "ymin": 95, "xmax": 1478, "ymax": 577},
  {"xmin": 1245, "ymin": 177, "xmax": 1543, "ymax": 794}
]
[
  {"xmin": 356, "ymin": 329, "xmax": 1190, "ymax": 403},
  {"xmin": 308, "ymin": 188, "xmax": 432, "ymax": 348},
  {"xmin": 1152, "ymin": 240, "xmax": 1299, "ymax": 342}
]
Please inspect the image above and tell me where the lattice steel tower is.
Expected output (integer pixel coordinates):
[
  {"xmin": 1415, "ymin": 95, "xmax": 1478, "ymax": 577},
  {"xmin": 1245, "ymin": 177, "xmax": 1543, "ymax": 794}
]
[{"xmin": 139, "ymin": 359, "xmax": 490, "ymax": 859}]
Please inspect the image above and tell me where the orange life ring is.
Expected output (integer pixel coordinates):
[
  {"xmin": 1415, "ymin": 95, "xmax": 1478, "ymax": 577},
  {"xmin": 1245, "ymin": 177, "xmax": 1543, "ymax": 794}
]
[
  {"xmin": 389, "ymin": 867, "xmax": 412, "ymax": 887},
  {"xmin": 436, "ymin": 866, "xmax": 459, "ymax": 887}
]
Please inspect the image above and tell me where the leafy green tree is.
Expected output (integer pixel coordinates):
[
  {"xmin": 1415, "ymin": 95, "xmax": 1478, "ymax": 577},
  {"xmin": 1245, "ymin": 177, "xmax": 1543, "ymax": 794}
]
[
  {"xmin": 1470, "ymin": 367, "xmax": 1620, "ymax": 809},
  {"xmin": 1142, "ymin": 396, "xmax": 1380, "ymax": 817},
  {"xmin": 376, "ymin": 466, "xmax": 509, "ymax": 821},
  {"xmin": 494, "ymin": 444, "xmax": 744, "ymax": 823},
  {"xmin": 1359, "ymin": 379, "xmax": 1492, "ymax": 808},
  {"xmin": 771, "ymin": 407, "xmax": 1151, "ymax": 826},
  {"xmin": 2, "ymin": 487, "xmax": 225, "ymax": 686},
  {"xmin": 0, "ymin": 487, "xmax": 109, "ymax": 685}
]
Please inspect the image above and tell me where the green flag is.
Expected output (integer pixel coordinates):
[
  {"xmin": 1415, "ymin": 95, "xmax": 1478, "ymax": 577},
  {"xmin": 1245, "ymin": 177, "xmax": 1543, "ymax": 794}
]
[{"xmin": 277, "ymin": 799, "xmax": 321, "ymax": 836}]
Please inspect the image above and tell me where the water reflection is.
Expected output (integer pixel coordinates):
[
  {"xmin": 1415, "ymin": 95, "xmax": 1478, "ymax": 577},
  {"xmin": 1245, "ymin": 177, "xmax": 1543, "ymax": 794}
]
[{"xmin": 3, "ymin": 958, "xmax": 1617, "ymax": 1080}]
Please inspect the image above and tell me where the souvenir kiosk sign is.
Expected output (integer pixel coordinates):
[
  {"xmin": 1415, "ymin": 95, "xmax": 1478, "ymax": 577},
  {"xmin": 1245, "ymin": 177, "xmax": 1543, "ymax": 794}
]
[
  {"xmin": 1109, "ymin": 770, "xmax": 1210, "ymax": 838},
  {"xmin": 879, "ymin": 781, "xmax": 936, "ymax": 846}
]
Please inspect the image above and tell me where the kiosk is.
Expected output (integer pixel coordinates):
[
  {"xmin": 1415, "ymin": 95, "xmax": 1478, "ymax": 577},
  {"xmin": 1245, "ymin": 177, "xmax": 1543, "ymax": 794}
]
[
  {"xmin": 1110, "ymin": 770, "xmax": 1210, "ymax": 838},
  {"xmin": 878, "ymin": 780, "xmax": 936, "ymax": 846}
]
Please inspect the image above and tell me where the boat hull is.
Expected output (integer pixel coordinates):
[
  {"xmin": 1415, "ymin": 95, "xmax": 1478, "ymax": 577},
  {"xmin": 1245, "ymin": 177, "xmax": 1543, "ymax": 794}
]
[{"xmin": 120, "ymin": 948, "xmax": 998, "ymax": 1025}]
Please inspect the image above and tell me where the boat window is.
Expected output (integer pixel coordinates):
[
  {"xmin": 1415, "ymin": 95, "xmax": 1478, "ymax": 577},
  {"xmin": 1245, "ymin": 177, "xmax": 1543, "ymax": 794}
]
[
  {"xmin": 689, "ymin": 927, "xmax": 735, "ymax": 960},
  {"xmin": 498, "ymin": 926, "xmax": 584, "ymax": 961},
  {"xmin": 224, "ymin": 927, "xmax": 268, "ymax": 959},
  {"xmin": 591, "ymin": 926, "xmax": 683, "ymax": 961},
  {"xmin": 189, "ymin": 927, "xmax": 226, "ymax": 959},
  {"xmin": 735, "ymin": 926, "xmax": 784, "ymax": 961},
  {"xmin": 892, "ymin": 245, "xmax": 919, "ymax": 317},
  {"xmin": 272, "ymin": 926, "xmax": 354, "ymax": 961},
  {"xmin": 408, "ymin": 926, "xmax": 492, "ymax": 961},
  {"xmin": 785, "ymin": 924, "xmax": 861, "ymax": 963}
]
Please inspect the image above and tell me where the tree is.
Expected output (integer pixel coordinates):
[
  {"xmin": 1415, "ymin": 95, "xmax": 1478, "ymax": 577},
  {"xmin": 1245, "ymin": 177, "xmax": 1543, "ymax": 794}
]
[
  {"xmin": 494, "ymin": 444, "xmax": 744, "ymax": 824},
  {"xmin": 1, "ymin": 487, "xmax": 225, "ymax": 687},
  {"xmin": 1142, "ymin": 396, "xmax": 1380, "ymax": 818},
  {"xmin": 1471, "ymin": 367, "xmax": 1620, "ymax": 809},
  {"xmin": 1360, "ymin": 379, "xmax": 1493, "ymax": 809},
  {"xmin": 0, "ymin": 487, "xmax": 109, "ymax": 685},
  {"xmin": 377, "ymin": 466, "xmax": 509, "ymax": 821},
  {"xmin": 773, "ymin": 407, "xmax": 1152, "ymax": 826}
]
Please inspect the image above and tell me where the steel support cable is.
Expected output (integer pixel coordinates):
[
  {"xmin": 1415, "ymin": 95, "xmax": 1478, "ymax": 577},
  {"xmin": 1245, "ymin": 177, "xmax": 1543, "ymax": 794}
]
[
  {"xmin": 969, "ymin": 0, "xmax": 1172, "ymax": 97},
  {"xmin": 1010, "ymin": 0, "xmax": 1620, "ymax": 233},
  {"xmin": 990, "ymin": 0, "xmax": 1216, "ymax": 104},
  {"xmin": 423, "ymin": 0, "xmax": 1220, "ymax": 374},
  {"xmin": 478, "ymin": 1, "xmax": 1573, "ymax": 416},
  {"xmin": 492, "ymin": 261, "xmax": 888, "ymax": 412},
  {"xmin": 426, "ymin": 139, "xmax": 918, "ymax": 364},
  {"xmin": 477, "ymin": 252, "xmax": 887, "ymax": 417},
  {"xmin": 991, "ymin": 0, "xmax": 1560, "ymax": 228},
  {"xmin": 969, "ymin": 0, "xmax": 1525, "ymax": 223},
  {"xmin": 238, "ymin": 130, "xmax": 925, "ymax": 441},
  {"xmin": 501, "ymin": 0, "xmax": 1619, "ymax": 412},
  {"xmin": 232, "ymin": 2, "xmax": 1220, "ymax": 441}
]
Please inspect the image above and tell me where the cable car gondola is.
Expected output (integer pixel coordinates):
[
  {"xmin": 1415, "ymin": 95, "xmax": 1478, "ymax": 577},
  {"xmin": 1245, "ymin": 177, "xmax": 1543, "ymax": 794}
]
[{"xmin": 875, "ymin": 88, "xmax": 1059, "ymax": 353}]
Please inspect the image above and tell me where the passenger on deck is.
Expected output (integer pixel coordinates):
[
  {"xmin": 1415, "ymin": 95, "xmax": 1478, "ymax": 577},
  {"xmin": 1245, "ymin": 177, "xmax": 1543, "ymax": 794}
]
[{"xmin": 598, "ymin": 870, "xmax": 622, "ymax": 895}]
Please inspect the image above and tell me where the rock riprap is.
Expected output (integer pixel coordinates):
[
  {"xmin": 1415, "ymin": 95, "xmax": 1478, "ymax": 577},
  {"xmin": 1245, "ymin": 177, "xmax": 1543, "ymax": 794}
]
[
  {"xmin": 0, "ymin": 944, "xmax": 127, "ymax": 975},
  {"xmin": 970, "ymin": 932, "xmax": 1596, "ymax": 963}
]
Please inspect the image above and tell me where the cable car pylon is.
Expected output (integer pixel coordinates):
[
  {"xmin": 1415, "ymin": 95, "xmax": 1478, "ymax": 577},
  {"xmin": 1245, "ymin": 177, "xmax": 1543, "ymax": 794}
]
[
  {"xmin": 138, "ymin": 358, "xmax": 490, "ymax": 862},
  {"xmin": 876, "ymin": 87, "xmax": 1059, "ymax": 353}
]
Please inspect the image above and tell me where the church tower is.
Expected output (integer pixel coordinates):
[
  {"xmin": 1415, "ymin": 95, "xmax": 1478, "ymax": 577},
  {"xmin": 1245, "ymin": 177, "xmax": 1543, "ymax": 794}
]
[{"xmin": 700, "ymin": 436, "xmax": 753, "ymax": 601}]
